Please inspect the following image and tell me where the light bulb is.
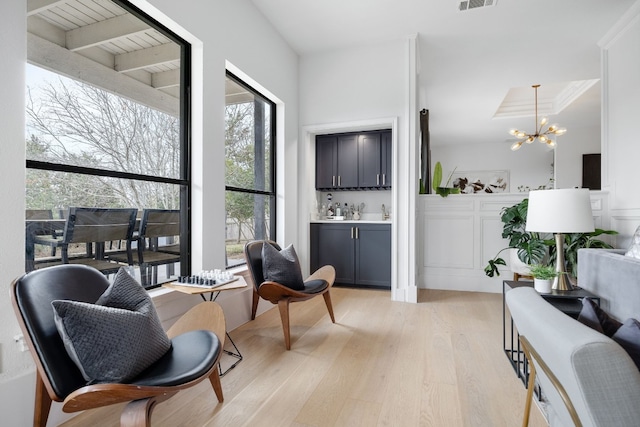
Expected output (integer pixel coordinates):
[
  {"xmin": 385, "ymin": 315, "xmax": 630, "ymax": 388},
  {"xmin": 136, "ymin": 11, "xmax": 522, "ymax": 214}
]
[
  {"xmin": 511, "ymin": 141, "xmax": 523, "ymax": 151},
  {"xmin": 547, "ymin": 140, "xmax": 556, "ymax": 147},
  {"xmin": 540, "ymin": 117, "xmax": 548, "ymax": 126},
  {"xmin": 526, "ymin": 136, "xmax": 535, "ymax": 143},
  {"xmin": 509, "ymin": 129, "xmax": 518, "ymax": 136},
  {"xmin": 554, "ymin": 128, "xmax": 567, "ymax": 135},
  {"xmin": 539, "ymin": 135, "xmax": 548, "ymax": 142},
  {"xmin": 516, "ymin": 131, "xmax": 526, "ymax": 138}
]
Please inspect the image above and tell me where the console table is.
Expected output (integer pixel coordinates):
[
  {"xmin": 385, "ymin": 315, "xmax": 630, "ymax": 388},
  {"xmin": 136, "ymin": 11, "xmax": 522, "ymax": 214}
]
[{"xmin": 502, "ymin": 280, "xmax": 600, "ymax": 388}]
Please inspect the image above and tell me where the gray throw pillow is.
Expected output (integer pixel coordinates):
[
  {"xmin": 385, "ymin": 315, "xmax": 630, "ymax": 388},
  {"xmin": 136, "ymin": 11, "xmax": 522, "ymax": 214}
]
[
  {"xmin": 577, "ymin": 297, "xmax": 622, "ymax": 337},
  {"xmin": 262, "ymin": 243, "xmax": 305, "ymax": 290},
  {"xmin": 612, "ymin": 318, "xmax": 640, "ymax": 371},
  {"xmin": 52, "ymin": 267, "xmax": 171, "ymax": 384}
]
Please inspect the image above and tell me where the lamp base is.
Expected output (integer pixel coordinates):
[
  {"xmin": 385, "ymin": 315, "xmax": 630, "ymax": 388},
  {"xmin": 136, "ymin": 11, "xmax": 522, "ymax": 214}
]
[
  {"xmin": 552, "ymin": 233, "xmax": 574, "ymax": 291},
  {"xmin": 552, "ymin": 273, "xmax": 574, "ymax": 291}
]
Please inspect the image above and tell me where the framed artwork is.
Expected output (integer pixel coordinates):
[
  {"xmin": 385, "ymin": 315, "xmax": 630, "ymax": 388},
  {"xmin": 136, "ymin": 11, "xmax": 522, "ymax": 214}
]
[{"xmin": 450, "ymin": 170, "xmax": 509, "ymax": 194}]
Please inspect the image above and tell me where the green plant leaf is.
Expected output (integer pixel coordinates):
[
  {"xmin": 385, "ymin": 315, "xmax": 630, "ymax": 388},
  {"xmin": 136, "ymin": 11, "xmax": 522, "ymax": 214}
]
[{"xmin": 432, "ymin": 161, "xmax": 442, "ymax": 191}]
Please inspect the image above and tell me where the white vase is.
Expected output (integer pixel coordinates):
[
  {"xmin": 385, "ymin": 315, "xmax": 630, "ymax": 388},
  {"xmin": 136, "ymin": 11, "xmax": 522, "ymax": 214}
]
[{"xmin": 534, "ymin": 278, "xmax": 552, "ymax": 293}]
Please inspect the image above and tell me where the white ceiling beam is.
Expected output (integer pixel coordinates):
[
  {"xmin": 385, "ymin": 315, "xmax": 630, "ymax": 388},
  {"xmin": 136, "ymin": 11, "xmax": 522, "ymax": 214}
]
[
  {"xmin": 152, "ymin": 69, "xmax": 180, "ymax": 89},
  {"xmin": 66, "ymin": 13, "xmax": 150, "ymax": 51},
  {"xmin": 28, "ymin": 33, "xmax": 179, "ymax": 116},
  {"xmin": 115, "ymin": 43, "xmax": 180, "ymax": 72},
  {"xmin": 27, "ymin": 0, "xmax": 68, "ymax": 16}
]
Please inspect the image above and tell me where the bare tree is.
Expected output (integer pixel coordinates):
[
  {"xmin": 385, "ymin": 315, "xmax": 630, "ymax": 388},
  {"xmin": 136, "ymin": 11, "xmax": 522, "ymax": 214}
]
[{"xmin": 26, "ymin": 78, "xmax": 180, "ymax": 210}]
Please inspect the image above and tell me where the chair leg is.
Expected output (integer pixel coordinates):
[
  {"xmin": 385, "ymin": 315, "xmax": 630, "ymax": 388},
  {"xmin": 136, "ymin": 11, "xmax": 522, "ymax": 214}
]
[
  {"xmin": 277, "ymin": 298, "xmax": 292, "ymax": 350},
  {"xmin": 34, "ymin": 371, "xmax": 52, "ymax": 427},
  {"xmin": 120, "ymin": 393, "xmax": 176, "ymax": 427},
  {"xmin": 522, "ymin": 359, "xmax": 537, "ymax": 427},
  {"xmin": 251, "ymin": 288, "xmax": 259, "ymax": 320},
  {"xmin": 208, "ymin": 369, "xmax": 224, "ymax": 403},
  {"xmin": 323, "ymin": 291, "xmax": 336, "ymax": 323}
]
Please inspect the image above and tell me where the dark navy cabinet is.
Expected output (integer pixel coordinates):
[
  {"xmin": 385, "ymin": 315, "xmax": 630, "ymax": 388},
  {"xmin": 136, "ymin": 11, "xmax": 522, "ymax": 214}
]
[
  {"xmin": 315, "ymin": 134, "xmax": 358, "ymax": 190},
  {"xmin": 358, "ymin": 130, "xmax": 392, "ymax": 189},
  {"xmin": 316, "ymin": 130, "xmax": 391, "ymax": 191},
  {"xmin": 310, "ymin": 223, "xmax": 391, "ymax": 289}
]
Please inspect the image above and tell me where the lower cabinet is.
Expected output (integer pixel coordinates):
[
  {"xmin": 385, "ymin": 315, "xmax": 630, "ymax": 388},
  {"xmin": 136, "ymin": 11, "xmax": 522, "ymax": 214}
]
[{"xmin": 310, "ymin": 223, "xmax": 391, "ymax": 289}]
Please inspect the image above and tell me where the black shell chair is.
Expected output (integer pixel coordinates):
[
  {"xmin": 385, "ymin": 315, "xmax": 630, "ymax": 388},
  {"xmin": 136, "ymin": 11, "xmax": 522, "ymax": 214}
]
[
  {"xmin": 244, "ymin": 240, "xmax": 336, "ymax": 350},
  {"xmin": 11, "ymin": 264, "xmax": 225, "ymax": 427}
]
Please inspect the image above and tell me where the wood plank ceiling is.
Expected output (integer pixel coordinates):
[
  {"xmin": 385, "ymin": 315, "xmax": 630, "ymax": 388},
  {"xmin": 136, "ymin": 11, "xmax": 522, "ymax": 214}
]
[{"xmin": 27, "ymin": 0, "xmax": 181, "ymax": 116}]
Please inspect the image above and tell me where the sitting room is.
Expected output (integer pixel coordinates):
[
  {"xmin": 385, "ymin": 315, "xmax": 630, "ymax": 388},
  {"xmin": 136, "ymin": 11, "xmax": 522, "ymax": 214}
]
[{"xmin": 1, "ymin": 0, "xmax": 640, "ymax": 426}]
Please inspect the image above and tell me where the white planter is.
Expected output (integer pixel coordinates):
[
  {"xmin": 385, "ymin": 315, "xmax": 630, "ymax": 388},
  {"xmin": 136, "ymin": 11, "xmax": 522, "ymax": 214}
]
[{"xmin": 534, "ymin": 278, "xmax": 552, "ymax": 294}]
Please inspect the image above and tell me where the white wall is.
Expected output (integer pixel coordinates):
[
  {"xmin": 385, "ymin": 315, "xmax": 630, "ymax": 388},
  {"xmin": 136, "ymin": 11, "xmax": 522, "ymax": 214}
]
[
  {"xmin": 297, "ymin": 38, "xmax": 419, "ymax": 302},
  {"xmin": 600, "ymin": 0, "xmax": 640, "ymax": 247},
  {"xmin": 554, "ymin": 124, "xmax": 601, "ymax": 189},
  {"xmin": 0, "ymin": 0, "xmax": 298, "ymax": 424}
]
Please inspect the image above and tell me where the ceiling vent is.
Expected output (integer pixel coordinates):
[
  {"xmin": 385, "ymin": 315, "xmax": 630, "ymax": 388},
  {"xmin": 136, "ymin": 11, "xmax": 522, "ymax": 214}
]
[{"xmin": 459, "ymin": 0, "xmax": 496, "ymax": 12}]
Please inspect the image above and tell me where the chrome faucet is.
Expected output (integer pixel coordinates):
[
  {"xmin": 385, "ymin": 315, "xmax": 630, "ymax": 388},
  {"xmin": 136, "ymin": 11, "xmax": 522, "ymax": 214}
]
[{"xmin": 381, "ymin": 204, "xmax": 390, "ymax": 221}]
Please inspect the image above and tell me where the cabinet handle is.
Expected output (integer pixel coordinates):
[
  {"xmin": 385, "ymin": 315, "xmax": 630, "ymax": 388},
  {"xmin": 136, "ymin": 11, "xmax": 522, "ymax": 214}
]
[
  {"xmin": 383, "ymin": 174, "xmax": 386, "ymax": 186},
  {"xmin": 338, "ymin": 175, "xmax": 341, "ymax": 187},
  {"xmin": 355, "ymin": 227, "xmax": 359, "ymax": 239},
  {"xmin": 332, "ymin": 175, "xmax": 336, "ymax": 187},
  {"xmin": 377, "ymin": 174, "xmax": 380, "ymax": 186},
  {"xmin": 351, "ymin": 227, "xmax": 354, "ymax": 239}
]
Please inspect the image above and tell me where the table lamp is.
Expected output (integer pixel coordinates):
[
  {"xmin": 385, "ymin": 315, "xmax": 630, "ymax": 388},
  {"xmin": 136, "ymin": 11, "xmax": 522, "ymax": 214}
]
[{"xmin": 525, "ymin": 188, "xmax": 594, "ymax": 291}]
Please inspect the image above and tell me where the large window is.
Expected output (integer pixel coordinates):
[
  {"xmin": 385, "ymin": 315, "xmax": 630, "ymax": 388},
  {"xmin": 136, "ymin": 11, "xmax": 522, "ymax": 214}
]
[
  {"xmin": 25, "ymin": 0, "xmax": 190, "ymax": 288},
  {"xmin": 224, "ymin": 72, "xmax": 276, "ymax": 267}
]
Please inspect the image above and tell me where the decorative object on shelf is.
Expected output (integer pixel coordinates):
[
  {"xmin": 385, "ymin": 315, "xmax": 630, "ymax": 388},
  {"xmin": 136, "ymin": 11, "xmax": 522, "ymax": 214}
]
[
  {"xmin": 509, "ymin": 84, "xmax": 567, "ymax": 151},
  {"xmin": 528, "ymin": 264, "xmax": 557, "ymax": 293},
  {"xmin": 451, "ymin": 170, "xmax": 509, "ymax": 194},
  {"xmin": 432, "ymin": 161, "xmax": 460, "ymax": 197},
  {"xmin": 525, "ymin": 189, "xmax": 594, "ymax": 291}
]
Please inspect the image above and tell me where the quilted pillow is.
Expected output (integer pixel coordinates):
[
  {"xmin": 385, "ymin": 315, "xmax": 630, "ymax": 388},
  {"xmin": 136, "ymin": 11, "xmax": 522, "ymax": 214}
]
[
  {"xmin": 612, "ymin": 318, "xmax": 640, "ymax": 371},
  {"xmin": 577, "ymin": 297, "xmax": 622, "ymax": 337},
  {"xmin": 262, "ymin": 243, "xmax": 305, "ymax": 290},
  {"xmin": 52, "ymin": 268, "xmax": 171, "ymax": 384},
  {"xmin": 625, "ymin": 225, "xmax": 640, "ymax": 259}
]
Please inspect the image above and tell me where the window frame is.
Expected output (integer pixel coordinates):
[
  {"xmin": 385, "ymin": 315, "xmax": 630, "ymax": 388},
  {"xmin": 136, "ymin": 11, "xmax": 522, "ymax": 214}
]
[
  {"xmin": 25, "ymin": 0, "xmax": 192, "ymax": 286},
  {"xmin": 224, "ymin": 71, "xmax": 277, "ymax": 267}
]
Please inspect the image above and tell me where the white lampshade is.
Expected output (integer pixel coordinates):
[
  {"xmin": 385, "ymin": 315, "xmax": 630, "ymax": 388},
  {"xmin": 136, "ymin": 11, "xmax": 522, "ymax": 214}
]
[{"xmin": 526, "ymin": 188, "xmax": 595, "ymax": 233}]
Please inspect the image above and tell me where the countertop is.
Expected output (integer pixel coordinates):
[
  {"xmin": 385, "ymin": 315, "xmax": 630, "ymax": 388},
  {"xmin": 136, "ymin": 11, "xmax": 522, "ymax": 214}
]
[{"xmin": 310, "ymin": 219, "xmax": 391, "ymax": 224}]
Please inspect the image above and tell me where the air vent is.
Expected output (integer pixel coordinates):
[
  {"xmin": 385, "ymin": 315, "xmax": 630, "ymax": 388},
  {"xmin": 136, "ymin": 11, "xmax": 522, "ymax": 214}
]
[{"xmin": 459, "ymin": 0, "xmax": 496, "ymax": 11}]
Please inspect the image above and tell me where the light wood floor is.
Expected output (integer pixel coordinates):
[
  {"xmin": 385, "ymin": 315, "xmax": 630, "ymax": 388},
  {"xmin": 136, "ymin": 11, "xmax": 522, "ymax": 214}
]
[{"xmin": 61, "ymin": 287, "xmax": 548, "ymax": 427}]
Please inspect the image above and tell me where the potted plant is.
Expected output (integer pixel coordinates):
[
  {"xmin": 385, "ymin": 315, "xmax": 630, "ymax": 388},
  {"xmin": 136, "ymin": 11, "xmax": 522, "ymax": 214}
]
[
  {"xmin": 484, "ymin": 198, "xmax": 547, "ymax": 277},
  {"xmin": 529, "ymin": 264, "xmax": 558, "ymax": 293},
  {"xmin": 432, "ymin": 161, "xmax": 460, "ymax": 197},
  {"xmin": 484, "ymin": 198, "xmax": 618, "ymax": 281}
]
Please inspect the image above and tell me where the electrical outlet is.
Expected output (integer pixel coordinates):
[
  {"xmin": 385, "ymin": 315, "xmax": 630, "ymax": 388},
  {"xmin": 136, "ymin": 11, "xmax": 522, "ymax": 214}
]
[{"xmin": 14, "ymin": 334, "xmax": 28, "ymax": 352}]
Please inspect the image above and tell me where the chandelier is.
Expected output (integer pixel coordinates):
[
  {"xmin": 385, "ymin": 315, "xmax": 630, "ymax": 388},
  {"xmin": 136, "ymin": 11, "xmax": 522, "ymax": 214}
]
[{"xmin": 509, "ymin": 84, "xmax": 567, "ymax": 151}]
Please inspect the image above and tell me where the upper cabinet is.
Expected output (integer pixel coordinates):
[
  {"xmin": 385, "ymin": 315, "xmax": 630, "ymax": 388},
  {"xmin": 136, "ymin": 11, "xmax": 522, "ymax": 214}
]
[{"xmin": 316, "ymin": 130, "xmax": 391, "ymax": 191}]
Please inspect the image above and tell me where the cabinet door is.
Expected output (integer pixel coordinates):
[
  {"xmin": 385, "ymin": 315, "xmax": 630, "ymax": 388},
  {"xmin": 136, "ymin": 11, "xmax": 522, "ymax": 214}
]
[
  {"xmin": 355, "ymin": 224, "xmax": 391, "ymax": 288},
  {"xmin": 316, "ymin": 135, "xmax": 337, "ymax": 190},
  {"xmin": 312, "ymin": 223, "xmax": 355, "ymax": 284},
  {"xmin": 381, "ymin": 130, "xmax": 392, "ymax": 188},
  {"xmin": 358, "ymin": 132, "xmax": 382, "ymax": 188},
  {"xmin": 336, "ymin": 135, "xmax": 358, "ymax": 188}
]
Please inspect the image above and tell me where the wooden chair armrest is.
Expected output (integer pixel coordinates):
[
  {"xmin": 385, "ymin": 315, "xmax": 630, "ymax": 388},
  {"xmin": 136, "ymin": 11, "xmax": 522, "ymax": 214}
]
[
  {"xmin": 63, "ymin": 384, "xmax": 178, "ymax": 413},
  {"xmin": 258, "ymin": 282, "xmax": 319, "ymax": 303},
  {"xmin": 166, "ymin": 301, "xmax": 226, "ymax": 346},
  {"xmin": 305, "ymin": 265, "xmax": 335, "ymax": 287}
]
